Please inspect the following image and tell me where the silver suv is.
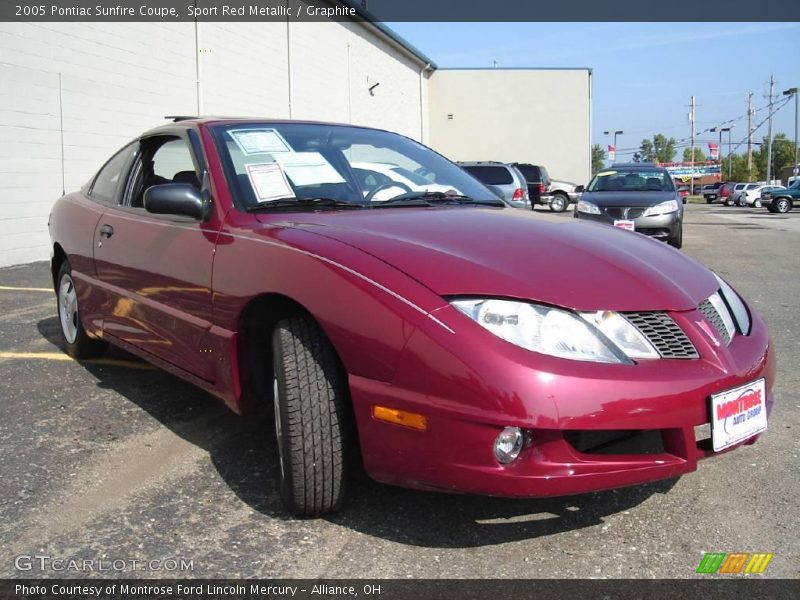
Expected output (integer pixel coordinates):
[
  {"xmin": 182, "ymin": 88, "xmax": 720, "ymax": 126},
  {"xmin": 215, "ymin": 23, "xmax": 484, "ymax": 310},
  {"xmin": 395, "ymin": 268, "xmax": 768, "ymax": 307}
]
[{"xmin": 458, "ymin": 162, "xmax": 531, "ymax": 209}]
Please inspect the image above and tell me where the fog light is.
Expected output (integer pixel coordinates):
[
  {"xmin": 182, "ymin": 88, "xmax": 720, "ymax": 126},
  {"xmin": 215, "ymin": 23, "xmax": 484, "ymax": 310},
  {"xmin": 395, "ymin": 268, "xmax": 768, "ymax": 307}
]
[{"xmin": 494, "ymin": 427, "xmax": 524, "ymax": 464}]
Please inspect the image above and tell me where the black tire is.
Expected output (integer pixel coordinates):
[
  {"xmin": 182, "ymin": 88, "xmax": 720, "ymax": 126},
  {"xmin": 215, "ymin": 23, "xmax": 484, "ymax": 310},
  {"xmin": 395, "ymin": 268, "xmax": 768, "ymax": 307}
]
[
  {"xmin": 668, "ymin": 223, "xmax": 683, "ymax": 249},
  {"xmin": 773, "ymin": 197, "xmax": 792, "ymax": 214},
  {"xmin": 737, "ymin": 196, "xmax": 747, "ymax": 207},
  {"xmin": 706, "ymin": 197, "xmax": 713, "ymax": 204},
  {"xmin": 56, "ymin": 261, "xmax": 107, "ymax": 359},
  {"xmin": 271, "ymin": 316, "xmax": 349, "ymax": 516},
  {"xmin": 549, "ymin": 193, "xmax": 568, "ymax": 213},
  {"xmin": 725, "ymin": 198, "xmax": 734, "ymax": 206},
  {"xmin": 754, "ymin": 199, "xmax": 762, "ymax": 208}
]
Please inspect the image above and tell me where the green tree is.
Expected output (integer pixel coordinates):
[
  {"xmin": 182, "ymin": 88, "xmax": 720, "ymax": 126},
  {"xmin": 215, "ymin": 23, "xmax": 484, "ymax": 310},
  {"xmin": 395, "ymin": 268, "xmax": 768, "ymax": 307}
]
[
  {"xmin": 721, "ymin": 152, "xmax": 759, "ymax": 182},
  {"xmin": 653, "ymin": 134, "xmax": 677, "ymax": 163},
  {"xmin": 754, "ymin": 133, "xmax": 798, "ymax": 180},
  {"xmin": 591, "ymin": 144, "xmax": 606, "ymax": 174},
  {"xmin": 638, "ymin": 134, "xmax": 677, "ymax": 163},
  {"xmin": 638, "ymin": 139, "xmax": 655, "ymax": 162},
  {"xmin": 683, "ymin": 147, "xmax": 707, "ymax": 163}
]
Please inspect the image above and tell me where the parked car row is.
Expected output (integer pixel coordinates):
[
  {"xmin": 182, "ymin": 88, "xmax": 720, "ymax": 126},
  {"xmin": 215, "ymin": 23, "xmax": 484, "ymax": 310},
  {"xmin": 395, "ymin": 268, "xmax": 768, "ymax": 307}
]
[
  {"xmin": 702, "ymin": 180, "xmax": 798, "ymax": 212},
  {"xmin": 458, "ymin": 161, "xmax": 579, "ymax": 213}
]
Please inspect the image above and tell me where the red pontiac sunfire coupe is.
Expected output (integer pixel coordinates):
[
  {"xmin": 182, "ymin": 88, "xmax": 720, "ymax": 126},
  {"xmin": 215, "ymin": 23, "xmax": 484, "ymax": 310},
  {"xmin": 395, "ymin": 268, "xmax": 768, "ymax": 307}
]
[{"xmin": 49, "ymin": 118, "xmax": 775, "ymax": 515}]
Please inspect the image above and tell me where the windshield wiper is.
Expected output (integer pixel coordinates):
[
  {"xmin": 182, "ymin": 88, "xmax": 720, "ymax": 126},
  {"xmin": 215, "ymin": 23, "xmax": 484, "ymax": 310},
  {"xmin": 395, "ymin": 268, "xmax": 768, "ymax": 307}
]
[
  {"xmin": 246, "ymin": 197, "xmax": 364, "ymax": 212},
  {"xmin": 374, "ymin": 191, "xmax": 503, "ymax": 207}
]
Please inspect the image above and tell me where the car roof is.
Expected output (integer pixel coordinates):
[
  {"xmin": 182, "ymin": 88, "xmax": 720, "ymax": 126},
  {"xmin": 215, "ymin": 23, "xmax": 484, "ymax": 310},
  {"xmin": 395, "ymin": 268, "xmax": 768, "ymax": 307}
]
[{"xmin": 141, "ymin": 116, "xmax": 386, "ymax": 137}]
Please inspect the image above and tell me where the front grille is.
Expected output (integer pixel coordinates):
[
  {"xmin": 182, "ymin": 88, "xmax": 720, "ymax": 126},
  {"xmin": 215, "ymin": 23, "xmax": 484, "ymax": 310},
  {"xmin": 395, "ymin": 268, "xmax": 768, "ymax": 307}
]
[
  {"xmin": 603, "ymin": 207, "xmax": 646, "ymax": 219},
  {"xmin": 698, "ymin": 298, "xmax": 732, "ymax": 344},
  {"xmin": 623, "ymin": 312, "xmax": 699, "ymax": 359}
]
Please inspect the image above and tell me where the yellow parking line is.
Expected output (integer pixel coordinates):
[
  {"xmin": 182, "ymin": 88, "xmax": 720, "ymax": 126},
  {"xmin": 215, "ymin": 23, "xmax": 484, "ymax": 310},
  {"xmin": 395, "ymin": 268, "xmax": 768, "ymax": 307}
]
[
  {"xmin": 0, "ymin": 285, "xmax": 53, "ymax": 292},
  {"xmin": 0, "ymin": 351, "xmax": 155, "ymax": 370}
]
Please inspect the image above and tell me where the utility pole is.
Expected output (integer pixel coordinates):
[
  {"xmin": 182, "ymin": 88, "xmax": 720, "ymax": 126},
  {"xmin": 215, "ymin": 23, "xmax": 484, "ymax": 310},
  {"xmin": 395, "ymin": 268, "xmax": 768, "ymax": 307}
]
[
  {"xmin": 783, "ymin": 87, "xmax": 799, "ymax": 182},
  {"xmin": 766, "ymin": 75, "xmax": 775, "ymax": 183},
  {"xmin": 689, "ymin": 96, "xmax": 696, "ymax": 193},
  {"xmin": 747, "ymin": 93, "xmax": 754, "ymax": 181}
]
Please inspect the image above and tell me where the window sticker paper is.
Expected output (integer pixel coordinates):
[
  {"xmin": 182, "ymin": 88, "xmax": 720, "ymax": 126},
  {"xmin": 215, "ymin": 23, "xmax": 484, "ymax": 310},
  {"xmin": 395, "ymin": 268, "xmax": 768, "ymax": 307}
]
[
  {"xmin": 273, "ymin": 152, "xmax": 346, "ymax": 186},
  {"xmin": 229, "ymin": 128, "xmax": 292, "ymax": 156},
  {"xmin": 245, "ymin": 162, "xmax": 295, "ymax": 202}
]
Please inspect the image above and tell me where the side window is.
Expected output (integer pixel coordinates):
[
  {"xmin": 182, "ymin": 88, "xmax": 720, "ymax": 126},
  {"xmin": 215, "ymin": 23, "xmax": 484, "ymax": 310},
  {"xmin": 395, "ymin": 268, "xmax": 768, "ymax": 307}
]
[
  {"xmin": 152, "ymin": 138, "xmax": 198, "ymax": 186},
  {"xmin": 89, "ymin": 143, "xmax": 136, "ymax": 204},
  {"xmin": 128, "ymin": 136, "xmax": 199, "ymax": 209}
]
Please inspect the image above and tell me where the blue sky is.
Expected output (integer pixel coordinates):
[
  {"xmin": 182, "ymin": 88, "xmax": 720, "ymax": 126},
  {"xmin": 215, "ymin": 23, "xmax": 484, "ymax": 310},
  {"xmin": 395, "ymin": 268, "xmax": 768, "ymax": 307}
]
[{"xmin": 388, "ymin": 22, "xmax": 800, "ymax": 162}]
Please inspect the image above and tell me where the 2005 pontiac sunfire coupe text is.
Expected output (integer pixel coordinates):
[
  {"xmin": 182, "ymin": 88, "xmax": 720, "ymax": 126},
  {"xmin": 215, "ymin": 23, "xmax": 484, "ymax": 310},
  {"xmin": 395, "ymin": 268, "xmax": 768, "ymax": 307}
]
[{"xmin": 49, "ymin": 118, "xmax": 775, "ymax": 515}]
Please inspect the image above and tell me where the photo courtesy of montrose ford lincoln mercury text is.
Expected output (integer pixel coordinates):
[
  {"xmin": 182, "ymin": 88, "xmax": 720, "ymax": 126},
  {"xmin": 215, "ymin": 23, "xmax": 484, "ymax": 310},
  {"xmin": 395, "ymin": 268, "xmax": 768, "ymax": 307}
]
[{"xmin": 48, "ymin": 118, "xmax": 775, "ymax": 516}]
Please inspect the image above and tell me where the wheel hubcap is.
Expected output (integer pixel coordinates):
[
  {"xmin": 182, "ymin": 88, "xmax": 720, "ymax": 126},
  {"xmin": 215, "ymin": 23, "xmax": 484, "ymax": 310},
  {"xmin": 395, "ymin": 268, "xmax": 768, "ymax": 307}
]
[
  {"xmin": 58, "ymin": 274, "xmax": 79, "ymax": 344},
  {"xmin": 273, "ymin": 377, "xmax": 285, "ymax": 478},
  {"xmin": 553, "ymin": 197, "xmax": 565, "ymax": 210}
]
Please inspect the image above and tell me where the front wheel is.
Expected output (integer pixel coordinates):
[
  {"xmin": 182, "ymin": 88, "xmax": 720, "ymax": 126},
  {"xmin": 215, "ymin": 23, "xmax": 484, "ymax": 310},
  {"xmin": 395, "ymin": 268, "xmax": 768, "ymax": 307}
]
[
  {"xmin": 737, "ymin": 196, "xmax": 747, "ymax": 207},
  {"xmin": 271, "ymin": 316, "xmax": 349, "ymax": 516},
  {"xmin": 56, "ymin": 261, "xmax": 107, "ymax": 359},
  {"xmin": 668, "ymin": 224, "xmax": 683, "ymax": 249},
  {"xmin": 773, "ymin": 197, "xmax": 792, "ymax": 213},
  {"xmin": 549, "ymin": 193, "xmax": 568, "ymax": 213}
]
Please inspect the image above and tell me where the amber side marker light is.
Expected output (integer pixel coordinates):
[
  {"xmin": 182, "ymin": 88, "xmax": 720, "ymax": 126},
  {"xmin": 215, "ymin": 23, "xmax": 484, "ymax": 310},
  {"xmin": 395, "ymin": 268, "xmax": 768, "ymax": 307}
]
[{"xmin": 372, "ymin": 405, "xmax": 427, "ymax": 431}]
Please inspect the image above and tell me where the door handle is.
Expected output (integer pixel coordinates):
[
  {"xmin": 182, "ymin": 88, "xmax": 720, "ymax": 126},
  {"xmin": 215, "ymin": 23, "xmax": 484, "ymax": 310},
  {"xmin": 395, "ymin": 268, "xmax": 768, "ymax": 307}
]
[{"xmin": 99, "ymin": 224, "xmax": 114, "ymax": 238}]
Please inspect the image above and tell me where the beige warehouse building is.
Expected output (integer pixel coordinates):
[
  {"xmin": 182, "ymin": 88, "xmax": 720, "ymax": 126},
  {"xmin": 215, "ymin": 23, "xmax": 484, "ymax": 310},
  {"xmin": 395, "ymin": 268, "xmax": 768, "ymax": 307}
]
[{"xmin": 0, "ymin": 13, "xmax": 591, "ymax": 267}]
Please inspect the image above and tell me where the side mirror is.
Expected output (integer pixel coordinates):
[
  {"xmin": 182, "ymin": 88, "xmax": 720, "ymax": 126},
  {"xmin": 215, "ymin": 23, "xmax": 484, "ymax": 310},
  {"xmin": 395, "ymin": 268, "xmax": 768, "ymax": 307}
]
[
  {"xmin": 144, "ymin": 183, "xmax": 209, "ymax": 220},
  {"xmin": 575, "ymin": 185, "xmax": 585, "ymax": 193}
]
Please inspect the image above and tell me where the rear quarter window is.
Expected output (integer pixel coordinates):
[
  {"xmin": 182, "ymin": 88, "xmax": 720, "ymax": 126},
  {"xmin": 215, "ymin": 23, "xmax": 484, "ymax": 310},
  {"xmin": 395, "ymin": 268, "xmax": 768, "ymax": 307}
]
[{"xmin": 463, "ymin": 166, "xmax": 513, "ymax": 185}]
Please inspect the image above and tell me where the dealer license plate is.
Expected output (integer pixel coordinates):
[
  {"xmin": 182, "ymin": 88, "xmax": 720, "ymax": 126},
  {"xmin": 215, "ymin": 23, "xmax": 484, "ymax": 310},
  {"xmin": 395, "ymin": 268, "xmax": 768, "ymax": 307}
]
[
  {"xmin": 614, "ymin": 219, "xmax": 635, "ymax": 231},
  {"xmin": 710, "ymin": 378, "xmax": 767, "ymax": 452}
]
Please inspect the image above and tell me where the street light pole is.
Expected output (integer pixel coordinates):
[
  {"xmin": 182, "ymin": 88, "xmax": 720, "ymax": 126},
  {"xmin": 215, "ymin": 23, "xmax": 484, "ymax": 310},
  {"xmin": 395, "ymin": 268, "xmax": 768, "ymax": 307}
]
[
  {"xmin": 783, "ymin": 88, "xmax": 799, "ymax": 181},
  {"xmin": 603, "ymin": 130, "xmax": 623, "ymax": 161},
  {"xmin": 727, "ymin": 127, "xmax": 734, "ymax": 179}
]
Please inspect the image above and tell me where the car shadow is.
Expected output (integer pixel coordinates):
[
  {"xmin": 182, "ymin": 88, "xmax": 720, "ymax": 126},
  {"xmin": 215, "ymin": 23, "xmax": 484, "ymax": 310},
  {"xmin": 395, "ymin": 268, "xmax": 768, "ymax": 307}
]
[{"xmin": 37, "ymin": 316, "xmax": 677, "ymax": 549}]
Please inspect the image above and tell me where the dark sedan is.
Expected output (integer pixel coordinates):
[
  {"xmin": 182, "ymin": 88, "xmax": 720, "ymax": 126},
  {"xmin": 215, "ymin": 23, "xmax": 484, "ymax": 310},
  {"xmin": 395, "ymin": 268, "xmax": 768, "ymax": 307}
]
[{"xmin": 574, "ymin": 164, "xmax": 684, "ymax": 248}]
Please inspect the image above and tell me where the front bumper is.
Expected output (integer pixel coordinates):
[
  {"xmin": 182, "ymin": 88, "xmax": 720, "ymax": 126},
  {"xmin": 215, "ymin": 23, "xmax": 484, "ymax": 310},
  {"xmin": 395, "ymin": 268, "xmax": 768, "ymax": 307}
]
[
  {"xmin": 574, "ymin": 208, "xmax": 681, "ymax": 241},
  {"xmin": 350, "ymin": 303, "xmax": 774, "ymax": 498}
]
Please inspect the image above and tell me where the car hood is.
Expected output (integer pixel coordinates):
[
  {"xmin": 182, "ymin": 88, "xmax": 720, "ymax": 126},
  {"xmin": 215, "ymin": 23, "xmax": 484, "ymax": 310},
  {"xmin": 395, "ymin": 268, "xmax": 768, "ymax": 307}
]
[
  {"xmin": 551, "ymin": 179, "xmax": 577, "ymax": 191},
  {"xmin": 259, "ymin": 208, "xmax": 717, "ymax": 312},
  {"xmin": 580, "ymin": 191, "xmax": 678, "ymax": 207}
]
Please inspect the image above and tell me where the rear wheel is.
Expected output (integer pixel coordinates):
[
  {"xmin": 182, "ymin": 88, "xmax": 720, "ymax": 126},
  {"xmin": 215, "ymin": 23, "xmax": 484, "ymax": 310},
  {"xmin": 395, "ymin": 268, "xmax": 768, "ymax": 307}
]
[
  {"xmin": 706, "ymin": 197, "xmax": 713, "ymax": 204},
  {"xmin": 549, "ymin": 193, "xmax": 568, "ymax": 212},
  {"xmin": 773, "ymin": 197, "xmax": 792, "ymax": 213},
  {"xmin": 754, "ymin": 199, "xmax": 762, "ymax": 208},
  {"xmin": 56, "ymin": 261, "xmax": 107, "ymax": 359},
  {"xmin": 271, "ymin": 316, "xmax": 349, "ymax": 516},
  {"xmin": 725, "ymin": 197, "xmax": 734, "ymax": 206}
]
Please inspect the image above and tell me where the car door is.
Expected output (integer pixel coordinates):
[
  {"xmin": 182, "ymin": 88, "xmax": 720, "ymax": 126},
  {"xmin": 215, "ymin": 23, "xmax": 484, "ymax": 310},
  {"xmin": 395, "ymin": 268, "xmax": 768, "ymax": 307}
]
[{"xmin": 92, "ymin": 130, "xmax": 222, "ymax": 382}]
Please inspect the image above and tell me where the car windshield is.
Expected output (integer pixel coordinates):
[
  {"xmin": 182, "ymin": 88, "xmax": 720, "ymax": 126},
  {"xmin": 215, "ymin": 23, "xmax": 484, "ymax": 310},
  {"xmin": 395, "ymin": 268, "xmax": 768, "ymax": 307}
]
[
  {"xmin": 585, "ymin": 169, "xmax": 675, "ymax": 192},
  {"xmin": 211, "ymin": 122, "xmax": 498, "ymax": 208}
]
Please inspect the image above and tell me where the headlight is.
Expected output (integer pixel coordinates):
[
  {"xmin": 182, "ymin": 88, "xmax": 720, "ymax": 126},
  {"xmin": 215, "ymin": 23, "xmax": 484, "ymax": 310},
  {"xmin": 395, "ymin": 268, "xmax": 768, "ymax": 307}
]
[
  {"xmin": 576, "ymin": 199, "xmax": 600, "ymax": 215},
  {"xmin": 450, "ymin": 299, "xmax": 663, "ymax": 364},
  {"xmin": 714, "ymin": 274, "xmax": 751, "ymax": 335},
  {"xmin": 642, "ymin": 199, "xmax": 680, "ymax": 217}
]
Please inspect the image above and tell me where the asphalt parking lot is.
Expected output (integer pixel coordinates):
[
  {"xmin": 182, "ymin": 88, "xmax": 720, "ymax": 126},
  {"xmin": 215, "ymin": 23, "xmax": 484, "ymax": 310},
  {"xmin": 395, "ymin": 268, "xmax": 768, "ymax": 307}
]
[{"xmin": 1, "ymin": 203, "xmax": 798, "ymax": 579}]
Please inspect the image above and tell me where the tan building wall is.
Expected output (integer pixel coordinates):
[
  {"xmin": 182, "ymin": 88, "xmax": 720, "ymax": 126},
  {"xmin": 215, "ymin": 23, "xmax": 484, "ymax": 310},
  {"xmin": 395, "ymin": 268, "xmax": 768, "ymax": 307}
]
[{"xmin": 428, "ymin": 68, "xmax": 592, "ymax": 186}]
